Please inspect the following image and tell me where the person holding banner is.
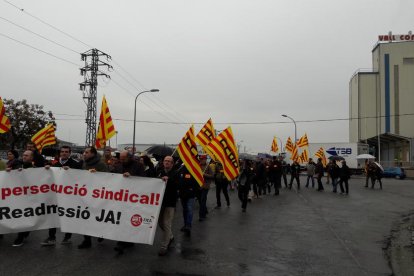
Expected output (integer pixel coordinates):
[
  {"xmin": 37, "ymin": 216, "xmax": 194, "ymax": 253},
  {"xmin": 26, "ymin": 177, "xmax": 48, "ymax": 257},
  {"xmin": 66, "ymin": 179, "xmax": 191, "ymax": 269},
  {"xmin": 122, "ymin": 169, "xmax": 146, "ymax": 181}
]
[
  {"xmin": 41, "ymin": 146, "xmax": 82, "ymax": 246},
  {"xmin": 6, "ymin": 149, "xmax": 21, "ymax": 170},
  {"xmin": 113, "ymin": 150, "xmax": 145, "ymax": 254},
  {"xmin": 156, "ymin": 156, "xmax": 179, "ymax": 256},
  {"xmin": 26, "ymin": 142, "xmax": 46, "ymax": 167},
  {"xmin": 78, "ymin": 146, "xmax": 108, "ymax": 249},
  {"xmin": 8, "ymin": 150, "xmax": 34, "ymax": 247}
]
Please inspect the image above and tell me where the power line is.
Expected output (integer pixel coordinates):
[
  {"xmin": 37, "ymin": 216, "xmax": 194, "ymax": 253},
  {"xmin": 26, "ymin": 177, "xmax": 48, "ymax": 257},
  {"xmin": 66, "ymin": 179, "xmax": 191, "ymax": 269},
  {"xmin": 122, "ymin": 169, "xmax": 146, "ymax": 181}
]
[
  {"xmin": 53, "ymin": 112, "xmax": 414, "ymax": 125},
  {"xmin": 0, "ymin": 15, "xmax": 80, "ymax": 54},
  {"xmin": 3, "ymin": 0, "xmax": 93, "ymax": 49},
  {"xmin": 0, "ymin": 31, "xmax": 79, "ymax": 66},
  {"xmin": 2, "ymin": 0, "xmax": 190, "ymax": 125}
]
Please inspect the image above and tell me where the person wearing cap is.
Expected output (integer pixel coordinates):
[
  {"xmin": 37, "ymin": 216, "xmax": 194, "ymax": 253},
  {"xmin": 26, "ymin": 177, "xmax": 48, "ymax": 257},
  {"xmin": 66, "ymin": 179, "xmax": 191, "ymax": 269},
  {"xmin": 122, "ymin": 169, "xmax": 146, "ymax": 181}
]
[{"xmin": 198, "ymin": 155, "xmax": 213, "ymax": 221}]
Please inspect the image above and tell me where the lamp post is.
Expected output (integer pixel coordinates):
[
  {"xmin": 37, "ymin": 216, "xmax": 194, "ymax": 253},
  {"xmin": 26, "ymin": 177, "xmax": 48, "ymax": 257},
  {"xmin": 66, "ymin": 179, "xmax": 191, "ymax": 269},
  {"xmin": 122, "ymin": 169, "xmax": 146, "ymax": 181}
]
[
  {"xmin": 132, "ymin": 89, "xmax": 159, "ymax": 154},
  {"xmin": 282, "ymin": 114, "xmax": 297, "ymax": 143},
  {"xmin": 276, "ymin": 137, "xmax": 283, "ymax": 153}
]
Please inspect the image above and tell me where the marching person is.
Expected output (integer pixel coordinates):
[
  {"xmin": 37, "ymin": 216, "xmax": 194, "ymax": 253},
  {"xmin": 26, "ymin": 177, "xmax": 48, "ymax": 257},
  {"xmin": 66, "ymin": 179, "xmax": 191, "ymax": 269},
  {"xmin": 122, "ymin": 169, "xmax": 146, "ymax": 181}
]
[
  {"xmin": 315, "ymin": 158, "xmax": 325, "ymax": 192},
  {"xmin": 269, "ymin": 156, "xmax": 282, "ymax": 195},
  {"xmin": 214, "ymin": 161, "xmax": 230, "ymax": 208},
  {"xmin": 289, "ymin": 160, "xmax": 301, "ymax": 190},
  {"xmin": 7, "ymin": 150, "xmax": 34, "ymax": 247},
  {"xmin": 6, "ymin": 149, "xmax": 21, "ymax": 170},
  {"xmin": 78, "ymin": 146, "xmax": 108, "ymax": 249},
  {"xmin": 237, "ymin": 160, "xmax": 254, "ymax": 212},
  {"xmin": 305, "ymin": 158, "xmax": 316, "ymax": 188},
  {"xmin": 157, "ymin": 156, "xmax": 179, "ymax": 256},
  {"xmin": 330, "ymin": 161, "xmax": 340, "ymax": 193},
  {"xmin": 26, "ymin": 142, "xmax": 45, "ymax": 167},
  {"xmin": 338, "ymin": 160, "xmax": 351, "ymax": 195},
  {"xmin": 41, "ymin": 146, "xmax": 81, "ymax": 246},
  {"xmin": 199, "ymin": 155, "xmax": 213, "ymax": 221},
  {"xmin": 113, "ymin": 151, "xmax": 145, "ymax": 254}
]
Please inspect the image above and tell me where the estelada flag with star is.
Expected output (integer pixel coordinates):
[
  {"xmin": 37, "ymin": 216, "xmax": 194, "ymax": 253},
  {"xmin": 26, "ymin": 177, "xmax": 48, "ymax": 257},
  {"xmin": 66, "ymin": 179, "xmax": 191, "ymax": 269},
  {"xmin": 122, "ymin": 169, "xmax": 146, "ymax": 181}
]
[
  {"xmin": 177, "ymin": 125, "xmax": 204, "ymax": 187},
  {"xmin": 96, "ymin": 95, "xmax": 116, "ymax": 149}
]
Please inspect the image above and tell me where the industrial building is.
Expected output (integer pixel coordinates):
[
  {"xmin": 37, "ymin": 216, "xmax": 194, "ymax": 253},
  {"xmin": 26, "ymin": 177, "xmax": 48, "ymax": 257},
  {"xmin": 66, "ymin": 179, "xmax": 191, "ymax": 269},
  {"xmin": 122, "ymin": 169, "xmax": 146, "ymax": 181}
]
[{"xmin": 349, "ymin": 32, "xmax": 414, "ymax": 167}]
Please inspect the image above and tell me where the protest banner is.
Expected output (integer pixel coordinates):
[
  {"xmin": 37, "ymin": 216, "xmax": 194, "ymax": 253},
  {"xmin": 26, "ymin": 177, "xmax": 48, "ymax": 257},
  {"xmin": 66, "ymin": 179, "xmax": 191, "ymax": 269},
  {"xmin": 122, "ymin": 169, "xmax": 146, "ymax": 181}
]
[{"xmin": 0, "ymin": 168, "xmax": 165, "ymax": 245}]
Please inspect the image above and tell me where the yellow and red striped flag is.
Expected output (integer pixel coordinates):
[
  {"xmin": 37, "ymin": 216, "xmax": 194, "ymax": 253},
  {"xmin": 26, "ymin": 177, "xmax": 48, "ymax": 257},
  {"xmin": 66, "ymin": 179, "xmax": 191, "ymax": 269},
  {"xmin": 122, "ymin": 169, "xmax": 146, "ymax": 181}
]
[
  {"xmin": 31, "ymin": 124, "xmax": 56, "ymax": 153},
  {"xmin": 299, "ymin": 149, "xmax": 309, "ymax": 163},
  {"xmin": 285, "ymin": 137, "xmax": 294, "ymax": 153},
  {"xmin": 290, "ymin": 143, "xmax": 299, "ymax": 162},
  {"xmin": 0, "ymin": 97, "xmax": 11, "ymax": 133},
  {"xmin": 314, "ymin": 147, "xmax": 327, "ymax": 167},
  {"xmin": 297, "ymin": 133, "xmax": 309, "ymax": 148},
  {"xmin": 0, "ymin": 97, "xmax": 11, "ymax": 134},
  {"xmin": 271, "ymin": 137, "xmax": 279, "ymax": 153},
  {"xmin": 96, "ymin": 96, "xmax": 116, "ymax": 149},
  {"xmin": 177, "ymin": 125, "xmax": 204, "ymax": 187},
  {"xmin": 207, "ymin": 126, "xmax": 240, "ymax": 181},
  {"xmin": 196, "ymin": 118, "xmax": 216, "ymax": 160}
]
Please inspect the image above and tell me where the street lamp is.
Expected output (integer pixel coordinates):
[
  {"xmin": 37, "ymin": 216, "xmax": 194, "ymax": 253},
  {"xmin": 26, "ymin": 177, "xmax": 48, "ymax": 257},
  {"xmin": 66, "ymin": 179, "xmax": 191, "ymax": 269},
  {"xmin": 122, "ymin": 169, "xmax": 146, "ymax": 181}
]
[
  {"xmin": 282, "ymin": 114, "xmax": 297, "ymax": 143},
  {"xmin": 276, "ymin": 137, "xmax": 283, "ymax": 153},
  {"xmin": 132, "ymin": 89, "xmax": 159, "ymax": 153}
]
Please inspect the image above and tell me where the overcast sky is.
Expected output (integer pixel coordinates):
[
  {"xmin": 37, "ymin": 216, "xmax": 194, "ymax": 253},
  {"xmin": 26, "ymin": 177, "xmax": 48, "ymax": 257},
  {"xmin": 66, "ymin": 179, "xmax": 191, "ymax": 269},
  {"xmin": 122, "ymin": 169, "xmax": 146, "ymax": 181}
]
[{"xmin": 0, "ymin": 0, "xmax": 412, "ymax": 153}]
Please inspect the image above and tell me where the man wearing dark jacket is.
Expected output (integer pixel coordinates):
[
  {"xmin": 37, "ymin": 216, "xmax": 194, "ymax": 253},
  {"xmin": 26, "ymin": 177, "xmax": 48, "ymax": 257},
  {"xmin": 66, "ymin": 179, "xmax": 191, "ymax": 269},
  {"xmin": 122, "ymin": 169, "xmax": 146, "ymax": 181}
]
[
  {"xmin": 178, "ymin": 165, "xmax": 200, "ymax": 237},
  {"xmin": 289, "ymin": 160, "xmax": 301, "ymax": 190},
  {"xmin": 315, "ymin": 158, "xmax": 325, "ymax": 191},
  {"xmin": 338, "ymin": 161, "xmax": 351, "ymax": 194},
  {"xmin": 157, "ymin": 156, "xmax": 179, "ymax": 256},
  {"xmin": 78, "ymin": 146, "xmax": 108, "ymax": 249},
  {"xmin": 113, "ymin": 151, "xmax": 145, "ymax": 254},
  {"xmin": 269, "ymin": 156, "xmax": 283, "ymax": 195},
  {"xmin": 41, "ymin": 146, "xmax": 81, "ymax": 246}
]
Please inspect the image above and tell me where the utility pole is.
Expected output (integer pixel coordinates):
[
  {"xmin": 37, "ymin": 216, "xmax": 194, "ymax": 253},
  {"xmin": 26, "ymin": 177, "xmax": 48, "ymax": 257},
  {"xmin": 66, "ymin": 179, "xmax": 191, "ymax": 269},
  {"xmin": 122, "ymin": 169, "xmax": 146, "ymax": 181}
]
[{"xmin": 79, "ymin": 49, "xmax": 112, "ymax": 146}]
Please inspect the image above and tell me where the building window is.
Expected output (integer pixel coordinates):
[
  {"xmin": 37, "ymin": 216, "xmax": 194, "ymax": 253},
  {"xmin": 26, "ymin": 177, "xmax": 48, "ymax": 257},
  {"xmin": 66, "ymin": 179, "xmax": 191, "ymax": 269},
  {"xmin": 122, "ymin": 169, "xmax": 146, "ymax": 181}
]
[{"xmin": 403, "ymin": 57, "xmax": 414, "ymax": 64}]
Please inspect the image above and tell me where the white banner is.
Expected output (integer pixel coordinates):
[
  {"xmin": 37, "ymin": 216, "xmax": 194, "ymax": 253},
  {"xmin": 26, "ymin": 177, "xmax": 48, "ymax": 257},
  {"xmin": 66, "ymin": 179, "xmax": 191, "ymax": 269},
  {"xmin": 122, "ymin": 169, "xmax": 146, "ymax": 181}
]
[{"xmin": 0, "ymin": 167, "xmax": 165, "ymax": 245}]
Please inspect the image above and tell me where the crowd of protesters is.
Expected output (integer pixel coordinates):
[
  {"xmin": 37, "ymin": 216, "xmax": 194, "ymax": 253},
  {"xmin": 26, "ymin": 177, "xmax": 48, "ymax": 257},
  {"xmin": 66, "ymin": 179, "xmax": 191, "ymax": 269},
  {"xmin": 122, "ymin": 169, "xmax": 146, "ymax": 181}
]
[{"xmin": 0, "ymin": 143, "xmax": 385, "ymax": 256}]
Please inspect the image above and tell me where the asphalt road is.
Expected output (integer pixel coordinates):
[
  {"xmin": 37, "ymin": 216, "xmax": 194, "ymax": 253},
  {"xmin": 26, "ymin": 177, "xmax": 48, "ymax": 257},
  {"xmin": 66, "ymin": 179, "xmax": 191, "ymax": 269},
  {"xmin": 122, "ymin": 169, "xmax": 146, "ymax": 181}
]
[{"xmin": 0, "ymin": 175, "xmax": 413, "ymax": 276}]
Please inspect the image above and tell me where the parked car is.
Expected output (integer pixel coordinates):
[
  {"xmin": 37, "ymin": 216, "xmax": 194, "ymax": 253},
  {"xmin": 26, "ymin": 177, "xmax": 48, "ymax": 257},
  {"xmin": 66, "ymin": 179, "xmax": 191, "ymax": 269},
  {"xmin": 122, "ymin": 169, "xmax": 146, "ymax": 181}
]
[{"xmin": 382, "ymin": 167, "xmax": 406, "ymax": 179}]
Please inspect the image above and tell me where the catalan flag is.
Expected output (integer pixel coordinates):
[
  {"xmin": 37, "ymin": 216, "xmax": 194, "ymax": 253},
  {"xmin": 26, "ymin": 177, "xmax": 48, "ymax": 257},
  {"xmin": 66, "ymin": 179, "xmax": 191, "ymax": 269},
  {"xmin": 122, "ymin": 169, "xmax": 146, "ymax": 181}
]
[
  {"xmin": 290, "ymin": 143, "xmax": 299, "ymax": 162},
  {"xmin": 177, "ymin": 125, "xmax": 204, "ymax": 187},
  {"xmin": 96, "ymin": 96, "xmax": 116, "ymax": 149},
  {"xmin": 31, "ymin": 124, "xmax": 56, "ymax": 153},
  {"xmin": 0, "ymin": 97, "xmax": 11, "ymax": 134},
  {"xmin": 299, "ymin": 149, "xmax": 309, "ymax": 163},
  {"xmin": 314, "ymin": 147, "xmax": 327, "ymax": 167},
  {"xmin": 207, "ymin": 127, "xmax": 240, "ymax": 181},
  {"xmin": 297, "ymin": 133, "xmax": 309, "ymax": 148},
  {"xmin": 196, "ymin": 118, "xmax": 216, "ymax": 160},
  {"xmin": 271, "ymin": 137, "xmax": 279, "ymax": 153},
  {"xmin": 285, "ymin": 137, "xmax": 294, "ymax": 153}
]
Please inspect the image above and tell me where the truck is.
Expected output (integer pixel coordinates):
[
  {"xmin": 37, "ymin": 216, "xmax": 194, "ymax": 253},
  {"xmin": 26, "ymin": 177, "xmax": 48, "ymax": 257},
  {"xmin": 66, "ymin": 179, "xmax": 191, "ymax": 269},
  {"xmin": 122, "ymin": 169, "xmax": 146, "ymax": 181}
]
[{"xmin": 283, "ymin": 142, "xmax": 369, "ymax": 172}]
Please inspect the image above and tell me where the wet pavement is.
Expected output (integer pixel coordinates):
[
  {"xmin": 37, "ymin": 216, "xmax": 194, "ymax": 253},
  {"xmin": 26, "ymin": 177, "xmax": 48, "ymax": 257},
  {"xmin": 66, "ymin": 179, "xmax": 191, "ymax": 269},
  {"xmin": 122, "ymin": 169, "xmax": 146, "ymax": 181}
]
[{"xmin": 0, "ymin": 176, "xmax": 413, "ymax": 275}]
